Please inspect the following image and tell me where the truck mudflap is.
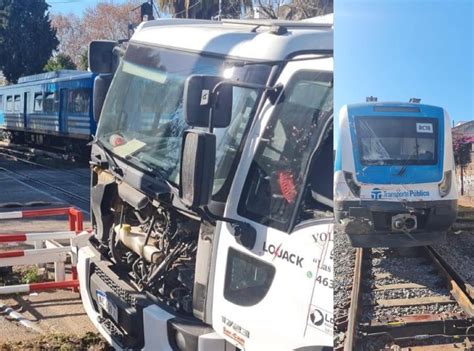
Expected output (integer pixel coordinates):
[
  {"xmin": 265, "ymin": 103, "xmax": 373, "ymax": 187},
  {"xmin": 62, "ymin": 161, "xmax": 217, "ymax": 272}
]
[{"xmin": 78, "ymin": 241, "xmax": 235, "ymax": 351}]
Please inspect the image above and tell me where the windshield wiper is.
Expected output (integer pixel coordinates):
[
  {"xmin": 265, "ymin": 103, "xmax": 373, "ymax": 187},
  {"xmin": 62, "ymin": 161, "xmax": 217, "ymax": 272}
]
[
  {"xmin": 397, "ymin": 147, "xmax": 419, "ymax": 176},
  {"xmin": 126, "ymin": 153, "xmax": 180, "ymax": 197},
  {"xmin": 89, "ymin": 137, "xmax": 124, "ymax": 177}
]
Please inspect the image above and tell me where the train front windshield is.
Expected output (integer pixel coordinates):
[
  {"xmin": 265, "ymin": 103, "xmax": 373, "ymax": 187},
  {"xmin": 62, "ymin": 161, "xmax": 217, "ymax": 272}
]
[{"xmin": 355, "ymin": 116, "xmax": 438, "ymax": 166}]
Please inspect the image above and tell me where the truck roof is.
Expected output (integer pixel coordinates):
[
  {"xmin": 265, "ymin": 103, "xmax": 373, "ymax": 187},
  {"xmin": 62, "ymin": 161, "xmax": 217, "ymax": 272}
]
[{"xmin": 131, "ymin": 18, "xmax": 333, "ymax": 61}]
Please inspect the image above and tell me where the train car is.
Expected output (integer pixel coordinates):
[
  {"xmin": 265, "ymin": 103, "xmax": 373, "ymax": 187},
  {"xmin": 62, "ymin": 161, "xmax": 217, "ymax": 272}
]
[
  {"xmin": 0, "ymin": 70, "xmax": 96, "ymax": 154},
  {"xmin": 334, "ymin": 101, "xmax": 458, "ymax": 247}
]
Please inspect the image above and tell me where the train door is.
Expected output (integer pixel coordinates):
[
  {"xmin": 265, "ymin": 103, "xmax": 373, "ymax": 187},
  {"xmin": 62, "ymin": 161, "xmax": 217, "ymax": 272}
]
[
  {"xmin": 23, "ymin": 92, "xmax": 28, "ymax": 129},
  {"xmin": 59, "ymin": 88, "xmax": 69, "ymax": 134}
]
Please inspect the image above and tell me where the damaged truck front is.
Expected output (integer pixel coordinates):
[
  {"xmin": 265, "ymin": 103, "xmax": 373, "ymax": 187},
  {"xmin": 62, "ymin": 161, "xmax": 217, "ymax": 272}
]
[{"xmin": 78, "ymin": 19, "xmax": 334, "ymax": 351}]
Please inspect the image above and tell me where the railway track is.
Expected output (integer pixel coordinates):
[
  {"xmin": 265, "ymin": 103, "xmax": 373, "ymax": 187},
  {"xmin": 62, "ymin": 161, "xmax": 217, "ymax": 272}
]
[
  {"xmin": 0, "ymin": 150, "xmax": 90, "ymax": 214},
  {"xmin": 339, "ymin": 245, "xmax": 474, "ymax": 350},
  {"xmin": 0, "ymin": 146, "xmax": 90, "ymax": 180},
  {"xmin": 0, "ymin": 166, "xmax": 90, "ymax": 213}
]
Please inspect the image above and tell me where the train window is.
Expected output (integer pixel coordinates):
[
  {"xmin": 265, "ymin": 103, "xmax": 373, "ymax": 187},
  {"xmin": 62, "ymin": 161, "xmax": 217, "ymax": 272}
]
[
  {"xmin": 43, "ymin": 92, "xmax": 58, "ymax": 113},
  {"xmin": 0, "ymin": 95, "xmax": 3, "ymax": 111},
  {"xmin": 14, "ymin": 95, "xmax": 21, "ymax": 111},
  {"xmin": 67, "ymin": 89, "xmax": 90, "ymax": 114},
  {"xmin": 6, "ymin": 96, "xmax": 12, "ymax": 111},
  {"xmin": 34, "ymin": 93, "xmax": 43, "ymax": 112}
]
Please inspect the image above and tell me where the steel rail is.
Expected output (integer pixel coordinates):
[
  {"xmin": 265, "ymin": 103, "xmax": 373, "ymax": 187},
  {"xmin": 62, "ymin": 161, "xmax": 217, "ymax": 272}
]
[
  {"xmin": 344, "ymin": 247, "xmax": 363, "ymax": 351},
  {"xmin": 0, "ymin": 166, "xmax": 89, "ymax": 212},
  {"xmin": 354, "ymin": 246, "xmax": 474, "ymax": 350},
  {"xmin": 0, "ymin": 147, "xmax": 90, "ymax": 180},
  {"xmin": 426, "ymin": 246, "xmax": 474, "ymax": 316}
]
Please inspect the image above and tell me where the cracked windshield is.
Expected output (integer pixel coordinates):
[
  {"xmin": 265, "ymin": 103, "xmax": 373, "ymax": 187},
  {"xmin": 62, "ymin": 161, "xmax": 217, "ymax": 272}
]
[
  {"xmin": 355, "ymin": 116, "xmax": 438, "ymax": 166},
  {"xmin": 96, "ymin": 43, "xmax": 270, "ymax": 193}
]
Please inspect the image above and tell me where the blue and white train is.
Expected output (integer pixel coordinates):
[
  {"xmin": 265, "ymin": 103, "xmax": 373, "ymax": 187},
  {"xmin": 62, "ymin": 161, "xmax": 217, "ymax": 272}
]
[
  {"xmin": 334, "ymin": 101, "xmax": 458, "ymax": 247},
  {"xmin": 0, "ymin": 70, "xmax": 96, "ymax": 153}
]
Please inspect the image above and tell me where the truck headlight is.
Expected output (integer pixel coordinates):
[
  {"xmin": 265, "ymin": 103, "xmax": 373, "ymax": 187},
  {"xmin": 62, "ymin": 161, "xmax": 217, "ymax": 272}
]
[
  {"xmin": 344, "ymin": 171, "xmax": 361, "ymax": 197},
  {"xmin": 438, "ymin": 170, "xmax": 452, "ymax": 197}
]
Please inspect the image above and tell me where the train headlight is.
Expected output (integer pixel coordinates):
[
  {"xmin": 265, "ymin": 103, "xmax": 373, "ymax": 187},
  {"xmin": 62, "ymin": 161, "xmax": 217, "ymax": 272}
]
[
  {"xmin": 344, "ymin": 171, "xmax": 360, "ymax": 197},
  {"xmin": 438, "ymin": 170, "xmax": 452, "ymax": 198}
]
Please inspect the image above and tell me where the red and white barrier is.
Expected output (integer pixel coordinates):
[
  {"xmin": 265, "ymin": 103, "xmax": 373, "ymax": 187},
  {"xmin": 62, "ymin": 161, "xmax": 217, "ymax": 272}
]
[
  {"xmin": 0, "ymin": 207, "xmax": 89, "ymax": 294},
  {"xmin": 0, "ymin": 280, "xmax": 80, "ymax": 295},
  {"xmin": 0, "ymin": 231, "xmax": 79, "ymax": 243},
  {"xmin": 0, "ymin": 207, "xmax": 83, "ymax": 231}
]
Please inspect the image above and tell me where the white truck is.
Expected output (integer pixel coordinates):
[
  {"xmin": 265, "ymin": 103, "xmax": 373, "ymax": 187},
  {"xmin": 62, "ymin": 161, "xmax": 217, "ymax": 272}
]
[{"xmin": 78, "ymin": 17, "xmax": 334, "ymax": 351}]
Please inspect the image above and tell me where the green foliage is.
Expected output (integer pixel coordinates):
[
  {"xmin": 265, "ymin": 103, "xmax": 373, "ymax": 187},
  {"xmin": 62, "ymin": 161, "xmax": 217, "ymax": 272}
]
[
  {"xmin": 78, "ymin": 49, "xmax": 88, "ymax": 70},
  {"xmin": 20, "ymin": 266, "xmax": 40, "ymax": 284},
  {"xmin": 0, "ymin": 0, "xmax": 59, "ymax": 83},
  {"xmin": 43, "ymin": 53, "xmax": 76, "ymax": 71}
]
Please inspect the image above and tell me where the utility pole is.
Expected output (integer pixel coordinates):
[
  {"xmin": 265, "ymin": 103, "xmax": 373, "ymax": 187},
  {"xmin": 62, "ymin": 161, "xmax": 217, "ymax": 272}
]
[{"xmin": 129, "ymin": 1, "xmax": 156, "ymax": 39}]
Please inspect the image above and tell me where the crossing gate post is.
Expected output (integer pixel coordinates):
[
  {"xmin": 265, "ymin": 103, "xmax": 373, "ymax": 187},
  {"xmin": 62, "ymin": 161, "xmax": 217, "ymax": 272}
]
[{"xmin": 0, "ymin": 207, "xmax": 87, "ymax": 294}]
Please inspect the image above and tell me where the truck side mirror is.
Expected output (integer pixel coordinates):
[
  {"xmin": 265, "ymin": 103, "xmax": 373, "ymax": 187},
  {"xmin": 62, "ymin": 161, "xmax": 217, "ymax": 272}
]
[
  {"xmin": 183, "ymin": 75, "xmax": 232, "ymax": 128},
  {"xmin": 89, "ymin": 40, "xmax": 118, "ymax": 74},
  {"xmin": 92, "ymin": 74, "xmax": 113, "ymax": 123},
  {"xmin": 180, "ymin": 130, "xmax": 216, "ymax": 208}
]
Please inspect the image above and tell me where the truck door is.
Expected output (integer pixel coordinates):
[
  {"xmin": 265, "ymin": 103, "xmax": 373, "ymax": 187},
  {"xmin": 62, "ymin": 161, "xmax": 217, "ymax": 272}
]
[{"xmin": 211, "ymin": 57, "xmax": 334, "ymax": 350}]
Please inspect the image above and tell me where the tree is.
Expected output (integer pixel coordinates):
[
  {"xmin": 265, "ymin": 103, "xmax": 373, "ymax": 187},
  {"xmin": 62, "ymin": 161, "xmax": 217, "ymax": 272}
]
[
  {"xmin": 453, "ymin": 132, "xmax": 473, "ymax": 166},
  {"xmin": 81, "ymin": 2, "xmax": 138, "ymax": 43},
  {"xmin": 78, "ymin": 50, "xmax": 88, "ymax": 71},
  {"xmin": 0, "ymin": 0, "xmax": 58, "ymax": 83},
  {"xmin": 51, "ymin": 2, "xmax": 139, "ymax": 68},
  {"xmin": 155, "ymin": 0, "xmax": 252, "ymax": 19},
  {"xmin": 44, "ymin": 53, "xmax": 77, "ymax": 71},
  {"xmin": 50, "ymin": 13, "xmax": 83, "ymax": 68},
  {"xmin": 256, "ymin": 0, "xmax": 333, "ymax": 20},
  {"xmin": 452, "ymin": 131, "xmax": 474, "ymax": 196}
]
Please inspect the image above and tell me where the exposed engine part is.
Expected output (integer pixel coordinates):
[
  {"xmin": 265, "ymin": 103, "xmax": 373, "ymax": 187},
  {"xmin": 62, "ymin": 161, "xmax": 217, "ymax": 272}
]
[{"xmin": 108, "ymin": 201, "xmax": 200, "ymax": 314}]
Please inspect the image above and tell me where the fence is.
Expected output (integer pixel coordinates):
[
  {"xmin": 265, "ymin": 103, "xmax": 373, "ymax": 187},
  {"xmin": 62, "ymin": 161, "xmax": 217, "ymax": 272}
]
[{"xmin": 0, "ymin": 207, "xmax": 88, "ymax": 294}]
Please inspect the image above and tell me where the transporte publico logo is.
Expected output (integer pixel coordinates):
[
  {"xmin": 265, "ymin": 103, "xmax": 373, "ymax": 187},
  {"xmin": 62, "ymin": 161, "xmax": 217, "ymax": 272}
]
[
  {"xmin": 371, "ymin": 188, "xmax": 382, "ymax": 199},
  {"xmin": 371, "ymin": 187, "xmax": 429, "ymax": 200}
]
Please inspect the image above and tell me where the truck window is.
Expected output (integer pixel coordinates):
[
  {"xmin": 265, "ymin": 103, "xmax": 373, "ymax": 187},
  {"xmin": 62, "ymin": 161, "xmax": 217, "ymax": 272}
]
[
  {"xmin": 67, "ymin": 88, "xmax": 90, "ymax": 114},
  {"xmin": 238, "ymin": 70, "xmax": 333, "ymax": 232},
  {"xmin": 6, "ymin": 96, "xmax": 12, "ymax": 111},
  {"xmin": 224, "ymin": 247, "xmax": 275, "ymax": 306},
  {"xmin": 14, "ymin": 95, "xmax": 21, "ymax": 111},
  {"xmin": 34, "ymin": 92, "xmax": 43, "ymax": 112}
]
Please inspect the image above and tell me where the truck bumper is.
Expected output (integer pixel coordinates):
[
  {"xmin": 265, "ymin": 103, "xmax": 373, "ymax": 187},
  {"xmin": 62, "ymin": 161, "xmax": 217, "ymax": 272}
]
[
  {"xmin": 334, "ymin": 199, "xmax": 457, "ymax": 247},
  {"xmin": 78, "ymin": 240, "xmax": 233, "ymax": 351}
]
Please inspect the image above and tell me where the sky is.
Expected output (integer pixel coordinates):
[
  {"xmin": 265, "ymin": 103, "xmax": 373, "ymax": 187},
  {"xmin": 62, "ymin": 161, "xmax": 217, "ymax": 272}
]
[
  {"xmin": 48, "ymin": 0, "xmax": 131, "ymax": 16},
  {"xmin": 50, "ymin": 0, "xmax": 474, "ymax": 126},
  {"xmin": 335, "ymin": 0, "xmax": 474, "ymax": 127}
]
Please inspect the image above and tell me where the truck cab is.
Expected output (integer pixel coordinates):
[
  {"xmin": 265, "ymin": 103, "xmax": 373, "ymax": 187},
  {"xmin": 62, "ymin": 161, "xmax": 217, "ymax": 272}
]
[{"xmin": 78, "ymin": 18, "xmax": 334, "ymax": 351}]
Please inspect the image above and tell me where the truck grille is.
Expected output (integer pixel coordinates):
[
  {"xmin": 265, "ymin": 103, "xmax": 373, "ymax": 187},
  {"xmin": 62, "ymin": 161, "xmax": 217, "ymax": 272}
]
[{"xmin": 95, "ymin": 265, "xmax": 138, "ymax": 307}]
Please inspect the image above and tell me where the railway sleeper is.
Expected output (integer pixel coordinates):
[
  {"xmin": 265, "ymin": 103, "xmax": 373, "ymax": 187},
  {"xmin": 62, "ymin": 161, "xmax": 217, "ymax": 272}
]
[
  {"xmin": 360, "ymin": 317, "xmax": 474, "ymax": 340},
  {"xmin": 394, "ymin": 337, "xmax": 474, "ymax": 351}
]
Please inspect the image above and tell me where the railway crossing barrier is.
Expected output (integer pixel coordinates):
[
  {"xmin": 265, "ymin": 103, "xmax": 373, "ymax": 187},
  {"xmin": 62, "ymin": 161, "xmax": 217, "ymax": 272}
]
[{"xmin": 0, "ymin": 207, "xmax": 90, "ymax": 294}]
